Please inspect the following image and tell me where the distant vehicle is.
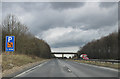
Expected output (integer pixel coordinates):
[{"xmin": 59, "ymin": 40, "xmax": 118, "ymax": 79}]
[{"xmin": 80, "ymin": 54, "xmax": 89, "ymax": 60}]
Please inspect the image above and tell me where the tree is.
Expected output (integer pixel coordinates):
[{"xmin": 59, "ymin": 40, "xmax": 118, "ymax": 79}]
[
  {"xmin": 77, "ymin": 32, "xmax": 118, "ymax": 59},
  {"xmin": 2, "ymin": 14, "xmax": 51, "ymax": 58}
]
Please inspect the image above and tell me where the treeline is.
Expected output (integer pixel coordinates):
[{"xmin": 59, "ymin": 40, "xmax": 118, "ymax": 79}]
[
  {"xmin": 77, "ymin": 32, "xmax": 119, "ymax": 59},
  {"xmin": 2, "ymin": 14, "xmax": 51, "ymax": 58}
]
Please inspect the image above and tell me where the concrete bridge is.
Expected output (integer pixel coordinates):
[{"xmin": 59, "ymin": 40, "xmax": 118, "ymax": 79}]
[{"xmin": 51, "ymin": 52, "xmax": 79, "ymax": 59}]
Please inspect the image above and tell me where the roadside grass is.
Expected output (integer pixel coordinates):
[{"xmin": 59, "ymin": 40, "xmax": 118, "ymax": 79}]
[
  {"xmin": 2, "ymin": 53, "xmax": 44, "ymax": 71},
  {"xmin": 72, "ymin": 60, "xmax": 119, "ymax": 69}
]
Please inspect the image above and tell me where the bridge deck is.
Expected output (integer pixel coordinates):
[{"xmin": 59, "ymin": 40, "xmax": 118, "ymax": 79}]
[{"xmin": 51, "ymin": 52, "xmax": 78, "ymax": 54}]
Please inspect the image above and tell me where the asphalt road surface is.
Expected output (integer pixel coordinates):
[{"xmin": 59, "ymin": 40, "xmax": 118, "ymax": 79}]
[{"xmin": 13, "ymin": 59, "xmax": 118, "ymax": 78}]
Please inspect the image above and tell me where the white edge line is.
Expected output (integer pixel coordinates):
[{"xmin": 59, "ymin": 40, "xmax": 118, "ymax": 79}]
[{"xmin": 12, "ymin": 61, "xmax": 48, "ymax": 78}]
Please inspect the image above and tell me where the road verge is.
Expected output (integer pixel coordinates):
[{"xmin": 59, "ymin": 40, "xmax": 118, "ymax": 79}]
[
  {"xmin": 2, "ymin": 53, "xmax": 49, "ymax": 77},
  {"xmin": 69, "ymin": 59, "xmax": 119, "ymax": 69}
]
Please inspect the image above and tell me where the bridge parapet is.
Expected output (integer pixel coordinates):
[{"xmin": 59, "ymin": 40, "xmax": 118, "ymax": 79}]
[{"xmin": 51, "ymin": 52, "xmax": 78, "ymax": 59}]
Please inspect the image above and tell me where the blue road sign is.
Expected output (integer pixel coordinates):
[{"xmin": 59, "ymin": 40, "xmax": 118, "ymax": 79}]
[{"xmin": 5, "ymin": 36, "xmax": 15, "ymax": 52}]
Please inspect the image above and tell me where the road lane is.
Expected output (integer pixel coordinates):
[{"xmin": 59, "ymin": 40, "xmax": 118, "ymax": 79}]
[
  {"xmin": 13, "ymin": 59, "xmax": 118, "ymax": 78},
  {"xmin": 59, "ymin": 59, "xmax": 118, "ymax": 77},
  {"xmin": 17, "ymin": 59, "xmax": 76, "ymax": 77}
]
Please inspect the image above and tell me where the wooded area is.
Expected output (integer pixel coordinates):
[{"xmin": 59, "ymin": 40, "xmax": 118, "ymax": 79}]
[
  {"xmin": 2, "ymin": 14, "xmax": 51, "ymax": 58},
  {"xmin": 78, "ymin": 32, "xmax": 119, "ymax": 59}
]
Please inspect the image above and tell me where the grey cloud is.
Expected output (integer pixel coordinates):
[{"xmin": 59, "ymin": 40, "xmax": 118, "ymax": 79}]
[
  {"xmin": 2, "ymin": 2, "xmax": 51, "ymax": 16},
  {"xmin": 51, "ymin": 41, "xmax": 85, "ymax": 48},
  {"xmin": 50, "ymin": 32, "xmax": 87, "ymax": 48},
  {"xmin": 28, "ymin": 11, "xmax": 66, "ymax": 35},
  {"xmin": 2, "ymin": 2, "xmax": 52, "ymax": 35},
  {"xmin": 99, "ymin": 2, "xmax": 117, "ymax": 8},
  {"xmin": 47, "ymin": 26, "xmax": 117, "ymax": 48},
  {"xmin": 2, "ymin": 2, "xmax": 118, "ymax": 50},
  {"xmin": 40, "ymin": 27, "xmax": 104, "ymax": 48},
  {"xmin": 3, "ymin": 2, "xmax": 117, "ymax": 35},
  {"xmin": 50, "ymin": 2, "xmax": 85, "ymax": 10},
  {"xmin": 72, "ymin": 5, "xmax": 117, "ymax": 30}
]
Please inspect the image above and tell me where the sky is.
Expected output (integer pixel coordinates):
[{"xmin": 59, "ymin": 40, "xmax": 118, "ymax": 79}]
[
  {"xmin": 0, "ymin": 1, "xmax": 1, "ymax": 22},
  {"xmin": 2, "ymin": 1, "xmax": 118, "ymax": 57}
]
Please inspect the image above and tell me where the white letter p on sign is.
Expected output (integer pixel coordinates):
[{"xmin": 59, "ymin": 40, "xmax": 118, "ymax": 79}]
[{"xmin": 8, "ymin": 37, "xmax": 12, "ymax": 42}]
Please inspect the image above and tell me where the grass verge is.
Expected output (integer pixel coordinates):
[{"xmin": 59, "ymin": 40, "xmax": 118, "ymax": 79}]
[
  {"xmin": 71, "ymin": 60, "xmax": 119, "ymax": 69},
  {"xmin": 2, "ymin": 53, "xmax": 45, "ymax": 71}
]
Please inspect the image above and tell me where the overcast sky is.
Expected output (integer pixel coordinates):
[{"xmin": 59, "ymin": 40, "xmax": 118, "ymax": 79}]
[{"xmin": 2, "ymin": 2, "xmax": 118, "ymax": 55}]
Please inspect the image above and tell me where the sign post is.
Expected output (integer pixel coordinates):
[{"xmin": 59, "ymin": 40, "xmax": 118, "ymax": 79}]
[{"xmin": 5, "ymin": 36, "xmax": 15, "ymax": 66}]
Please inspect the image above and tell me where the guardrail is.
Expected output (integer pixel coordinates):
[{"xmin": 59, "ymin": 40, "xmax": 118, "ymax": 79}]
[
  {"xmin": 88, "ymin": 59, "xmax": 120, "ymax": 63},
  {"xmin": 77, "ymin": 59, "xmax": 120, "ymax": 63}
]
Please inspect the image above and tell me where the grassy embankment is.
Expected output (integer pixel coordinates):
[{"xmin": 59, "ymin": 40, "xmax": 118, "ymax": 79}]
[
  {"xmin": 2, "ymin": 53, "xmax": 45, "ymax": 71},
  {"xmin": 71, "ymin": 60, "xmax": 119, "ymax": 69}
]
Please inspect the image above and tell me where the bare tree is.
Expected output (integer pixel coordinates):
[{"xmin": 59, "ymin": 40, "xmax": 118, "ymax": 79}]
[{"xmin": 2, "ymin": 14, "xmax": 51, "ymax": 58}]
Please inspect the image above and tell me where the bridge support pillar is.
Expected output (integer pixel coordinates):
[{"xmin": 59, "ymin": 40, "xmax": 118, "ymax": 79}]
[
  {"xmin": 77, "ymin": 54, "xmax": 79, "ymax": 59},
  {"xmin": 62, "ymin": 54, "xmax": 64, "ymax": 58}
]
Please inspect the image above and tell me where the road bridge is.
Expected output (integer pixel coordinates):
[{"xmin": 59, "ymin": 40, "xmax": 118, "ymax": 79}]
[{"xmin": 51, "ymin": 52, "xmax": 78, "ymax": 59}]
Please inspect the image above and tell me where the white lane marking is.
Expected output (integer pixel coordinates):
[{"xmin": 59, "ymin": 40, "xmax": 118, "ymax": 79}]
[
  {"xmin": 73, "ymin": 61, "xmax": 118, "ymax": 72},
  {"xmin": 12, "ymin": 61, "xmax": 48, "ymax": 78},
  {"xmin": 68, "ymin": 69, "xmax": 72, "ymax": 72},
  {"xmin": 58, "ymin": 60, "xmax": 72, "ymax": 73}
]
